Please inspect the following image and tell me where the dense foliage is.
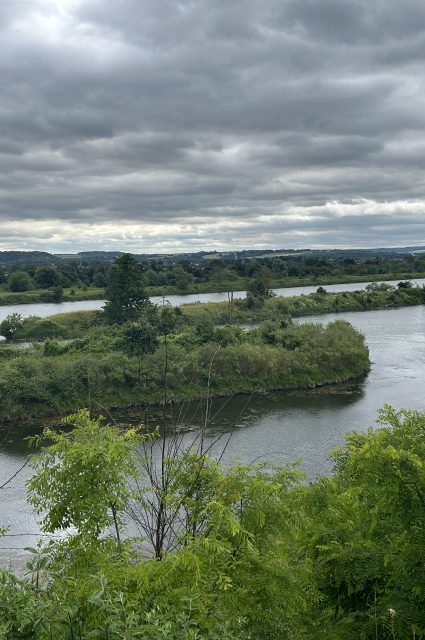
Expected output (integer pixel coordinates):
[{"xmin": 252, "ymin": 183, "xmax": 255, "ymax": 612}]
[
  {"xmin": 1, "ymin": 250, "xmax": 425, "ymax": 303},
  {"xmin": 103, "ymin": 254, "xmax": 150, "ymax": 324},
  {"xmin": 1, "ymin": 406, "xmax": 425, "ymax": 638},
  {"xmin": 0, "ymin": 314, "xmax": 368, "ymax": 421},
  {"xmin": 181, "ymin": 281, "xmax": 425, "ymax": 325},
  {"xmin": 1, "ymin": 253, "xmax": 423, "ymax": 638}
]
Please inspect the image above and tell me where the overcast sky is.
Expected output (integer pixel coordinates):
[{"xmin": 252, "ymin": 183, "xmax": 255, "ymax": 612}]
[{"xmin": 1, "ymin": 0, "xmax": 425, "ymax": 253}]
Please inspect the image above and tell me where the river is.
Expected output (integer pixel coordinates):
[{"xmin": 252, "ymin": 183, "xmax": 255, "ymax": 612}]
[
  {"xmin": 1, "ymin": 303, "xmax": 425, "ymax": 568},
  {"xmin": 0, "ymin": 277, "xmax": 424, "ymax": 323}
]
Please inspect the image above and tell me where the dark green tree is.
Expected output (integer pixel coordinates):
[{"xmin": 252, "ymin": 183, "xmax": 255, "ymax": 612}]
[
  {"xmin": 397, "ymin": 280, "xmax": 413, "ymax": 289},
  {"xmin": 103, "ymin": 254, "xmax": 150, "ymax": 324},
  {"xmin": 245, "ymin": 275, "xmax": 275, "ymax": 309},
  {"xmin": 34, "ymin": 265, "xmax": 61, "ymax": 289},
  {"xmin": 7, "ymin": 270, "xmax": 33, "ymax": 292},
  {"xmin": 49, "ymin": 285, "xmax": 64, "ymax": 302},
  {"xmin": 316, "ymin": 286, "xmax": 327, "ymax": 296},
  {"xmin": 0, "ymin": 313, "xmax": 23, "ymax": 340},
  {"xmin": 120, "ymin": 321, "xmax": 159, "ymax": 358}
]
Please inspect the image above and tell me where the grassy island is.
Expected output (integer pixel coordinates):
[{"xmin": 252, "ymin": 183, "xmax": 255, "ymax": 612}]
[
  {"xmin": 181, "ymin": 281, "xmax": 425, "ymax": 325},
  {"xmin": 0, "ymin": 317, "xmax": 369, "ymax": 422},
  {"xmin": 10, "ymin": 260, "xmax": 425, "ymax": 424}
]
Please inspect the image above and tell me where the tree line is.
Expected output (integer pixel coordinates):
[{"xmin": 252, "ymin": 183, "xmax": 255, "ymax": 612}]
[{"xmin": 3, "ymin": 251, "xmax": 425, "ymax": 296}]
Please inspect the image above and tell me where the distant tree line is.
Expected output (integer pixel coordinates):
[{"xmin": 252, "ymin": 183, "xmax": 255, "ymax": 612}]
[{"xmin": 1, "ymin": 252, "xmax": 425, "ymax": 295}]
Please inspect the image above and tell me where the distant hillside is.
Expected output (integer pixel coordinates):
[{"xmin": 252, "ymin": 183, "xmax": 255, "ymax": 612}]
[
  {"xmin": 78, "ymin": 251, "xmax": 124, "ymax": 260},
  {"xmin": 0, "ymin": 251, "xmax": 56, "ymax": 265},
  {"xmin": 0, "ymin": 245, "xmax": 424, "ymax": 267}
]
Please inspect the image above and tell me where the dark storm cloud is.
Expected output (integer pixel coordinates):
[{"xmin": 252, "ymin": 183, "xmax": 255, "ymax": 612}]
[{"xmin": 1, "ymin": 0, "xmax": 425, "ymax": 251}]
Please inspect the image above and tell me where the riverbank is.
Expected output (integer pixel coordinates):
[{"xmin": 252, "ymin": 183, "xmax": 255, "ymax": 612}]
[
  {"xmin": 2, "ymin": 405, "xmax": 422, "ymax": 639},
  {"xmin": 1, "ymin": 270, "xmax": 425, "ymax": 305},
  {"xmin": 181, "ymin": 282, "xmax": 425, "ymax": 325},
  {"xmin": 145, "ymin": 270, "xmax": 425, "ymax": 297},
  {"xmin": 3, "ymin": 281, "xmax": 424, "ymax": 342},
  {"xmin": 0, "ymin": 286, "xmax": 104, "ymax": 305}
]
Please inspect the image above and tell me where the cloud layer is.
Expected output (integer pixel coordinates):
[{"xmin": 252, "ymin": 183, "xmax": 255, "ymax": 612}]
[{"xmin": 1, "ymin": 0, "xmax": 425, "ymax": 252}]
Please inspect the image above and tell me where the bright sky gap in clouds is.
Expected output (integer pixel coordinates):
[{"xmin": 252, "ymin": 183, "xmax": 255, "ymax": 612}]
[{"xmin": 1, "ymin": 0, "xmax": 425, "ymax": 253}]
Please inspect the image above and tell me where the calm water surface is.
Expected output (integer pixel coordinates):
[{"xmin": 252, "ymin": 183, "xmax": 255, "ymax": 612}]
[{"xmin": 1, "ymin": 304, "xmax": 424, "ymax": 567}]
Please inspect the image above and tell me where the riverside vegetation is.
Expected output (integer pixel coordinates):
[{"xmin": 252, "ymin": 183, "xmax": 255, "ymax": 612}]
[
  {"xmin": 1, "ymin": 405, "xmax": 425, "ymax": 638},
  {"xmin": 2, "ymin": 279, "xmax": 424, "ymax": 422},
  {"xmin": 2, "ymin": 279, "xmax": 424, "ymax": 343},
  {"xmin": 5, "ymin": 260, "xmax": 425, "ymax": 421},
  {"xmin": 0, "ymin": 312, "xmax": 368, "ymax": 421},
  {"xmin": 0, "ymin": 256, "xmax": 370, "ymax": 422},
  {"xmin": 1, "ymin": 249, "xmax": 425, "ymax": 304},
  {"xmin": 0, "ymin": 255, "xmax": 423, "ymax": 638}
]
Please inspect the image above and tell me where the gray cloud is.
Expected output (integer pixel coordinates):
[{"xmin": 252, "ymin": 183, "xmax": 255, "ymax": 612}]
[{"xmin": 1, "ymin": 0, "xmax": 425, "ymax": 252}]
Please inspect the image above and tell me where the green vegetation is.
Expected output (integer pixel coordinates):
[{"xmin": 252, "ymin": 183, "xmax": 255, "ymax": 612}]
[
  {"xmin": 4, "ymin": 276, "xmax": 425, "ymax": 425},
  {"xmin": 1, "ymin": 253, "xmax": 423, "ymax": 638},
  {"xmin": 0, "ymin": 255, "xmax": 425, "ymax": 640},
  {"xmin": 181, "ymin": 281, "xmax": 425, "ymax": 325},
  {"xmin": 1, "ymin": 250, "xmax": 425, "ymax": 304},
  {"xmin": 0, "ymin": 315, "xmax": 368, "ymax": 421},
  {"xmin": 7, "ymin": 270, "xmax": 33, "ymax": 292},
  {"xmin": 104, "ymin": 254, "xmax": 150, "ymax": 324},
  {"xmin": 0, "ymin": 257, "xmax": 387, "ymax": 425},
  {"xmin": 0, "ymin": 310, "xmax": 100, "ymax": 341},
  {"xmin": 28, "ymin": 411, "xmax": 138, "ymax": 547},
  {"xmin": 3, "ymin": 281, "xmax": 424, "ymax": 344},
  {"xmin": 4, "ymin": 271, "xmax": 425, "ymax": 429},
  {"xmin": 1, "ymin": 406, "xmax": 425, "ymax": 638},
  {"xmin": 0, "ymin": 285, "xmax": 104, "ymax": 305}
]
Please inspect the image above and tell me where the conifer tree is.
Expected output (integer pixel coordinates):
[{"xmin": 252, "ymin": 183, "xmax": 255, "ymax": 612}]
[{"xmin": 104, "ymin": 253, "xmax": 150, "ymax": 323}]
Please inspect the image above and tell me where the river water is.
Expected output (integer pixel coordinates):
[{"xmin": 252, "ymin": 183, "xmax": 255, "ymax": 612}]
[{"xmin": 0, "ymin": 298, "xmax": 425, "ymax": 567}]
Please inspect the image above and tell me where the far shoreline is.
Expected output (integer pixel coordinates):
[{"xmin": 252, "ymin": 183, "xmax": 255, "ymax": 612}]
[{"xmin": 0, "ymin": 271, "xmax": 424, "ymax": 307}]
